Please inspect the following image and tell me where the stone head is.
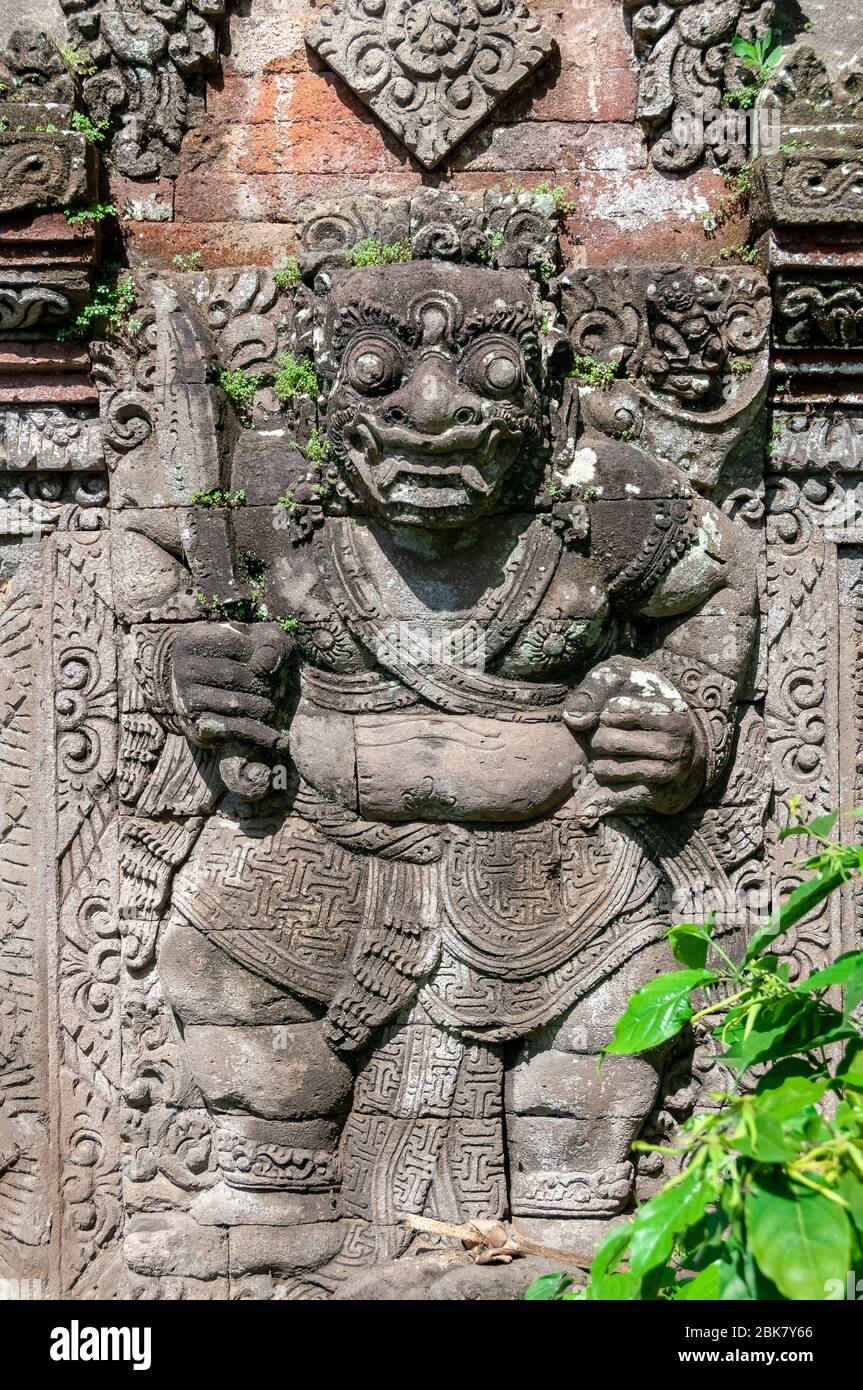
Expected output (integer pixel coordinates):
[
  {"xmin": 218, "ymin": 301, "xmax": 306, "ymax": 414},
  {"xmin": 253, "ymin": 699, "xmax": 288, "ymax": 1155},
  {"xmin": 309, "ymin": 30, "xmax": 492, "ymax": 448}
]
[{"xmin": 321, "ymin": 261, "xmax": 543, "ymax": 529}]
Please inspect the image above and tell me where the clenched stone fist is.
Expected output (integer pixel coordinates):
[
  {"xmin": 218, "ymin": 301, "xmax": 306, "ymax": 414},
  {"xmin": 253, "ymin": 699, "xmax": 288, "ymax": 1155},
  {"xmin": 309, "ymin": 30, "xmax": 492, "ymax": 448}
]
[
  {"xmin": 171, "ymin": 621, "xmax": 293, "ymax": 751},
  {"xmin": 564, "ymin": 656, "xmax": 704, "ymax": 817}
]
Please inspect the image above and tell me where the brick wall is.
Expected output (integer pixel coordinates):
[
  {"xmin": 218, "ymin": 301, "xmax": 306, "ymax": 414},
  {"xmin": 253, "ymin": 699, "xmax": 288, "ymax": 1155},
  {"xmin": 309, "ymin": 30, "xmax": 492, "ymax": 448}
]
[{"xmin": 117, "ymin": 0, "xmax": 732, "ymax": 271}]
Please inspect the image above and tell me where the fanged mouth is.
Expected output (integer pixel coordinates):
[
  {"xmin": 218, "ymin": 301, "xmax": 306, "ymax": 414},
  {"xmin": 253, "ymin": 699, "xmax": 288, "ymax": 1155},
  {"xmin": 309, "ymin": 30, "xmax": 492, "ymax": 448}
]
[{"xmin": 346, "ymin": 418, "xmax": 519, "ymax": 500}]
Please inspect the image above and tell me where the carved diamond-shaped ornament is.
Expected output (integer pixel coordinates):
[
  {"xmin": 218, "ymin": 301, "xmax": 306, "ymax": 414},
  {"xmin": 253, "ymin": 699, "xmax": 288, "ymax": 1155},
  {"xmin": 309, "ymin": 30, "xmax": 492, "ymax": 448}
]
[{"xmin": 306, "ymin": 0, "xmax": 555, "ymax": 169}]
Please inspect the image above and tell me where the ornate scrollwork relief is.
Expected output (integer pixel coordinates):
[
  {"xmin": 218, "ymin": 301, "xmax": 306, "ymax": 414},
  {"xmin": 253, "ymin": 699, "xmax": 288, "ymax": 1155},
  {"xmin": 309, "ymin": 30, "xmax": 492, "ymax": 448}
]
[
  {"xmin": 557, "ymin": 262, "xmax": 771, "ymax": 491},
  {"xmin": 306, "ymin": 0, "xmax": 554, "ymax": 168},
  {"xmin": 774, "ymin": 275, "xmax": 863, "ymax": 349},
  {"xmin": 52, "ymin": 0, "xmax": 226, "ymax": 177},
  {"xmin": 624, "ymin": 0, "xmax": 775, "ymax": 172}
]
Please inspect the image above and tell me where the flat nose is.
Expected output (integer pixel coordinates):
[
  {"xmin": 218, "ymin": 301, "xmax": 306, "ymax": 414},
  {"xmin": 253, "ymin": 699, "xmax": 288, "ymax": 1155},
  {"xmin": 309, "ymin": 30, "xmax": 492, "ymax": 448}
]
[{"xmin": 384, "ymin": 356, "xmax": 482, "ymax": 434}]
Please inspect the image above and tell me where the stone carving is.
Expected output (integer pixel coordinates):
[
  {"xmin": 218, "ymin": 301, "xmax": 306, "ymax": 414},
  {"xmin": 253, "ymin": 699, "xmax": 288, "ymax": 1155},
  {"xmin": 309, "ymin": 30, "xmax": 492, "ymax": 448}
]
[
  {"xmin": 51, "ymin": 532, "xmax": 124, "ymax": 1296},
  {"xmin": 558, "ymin": 263, "xmax": 771, "ymax": 491},
  {"xmin": 0, "ymin": 274, "xmax": 81, "ymax": 334},
  {"xmin": 624, "ymin": 0, "xmax": 775, "ymax": 171},
  {"xmin": 774, "ymin": 275, "xmax": 863, "ymax": 349},
  {"xmin": 105, "ymin": 214, "xmax": 762, "ymax": 1291},
  {"xmin": 0, "ymin": 555, "xmax": 52, "ymax": 1274},
  {"xmin": 53, "ymin": 1, "xmax": 226, "ymax": 177},
  {"xmin": 306, "ymin": 0, "xmax": 555, "ymax": 168},
  {"xmin": 0, "ymin": 29, "xmax": 74, "ymax": 105},
  {"xmin": 768, "ymin": 46, "xmax": 863, "ymax": 128},
  {"xmin": 0, "ymin": 409, "xmax": 104, "ymax": 472},
  {"xmin": 750, "ymin": 47, "xmax": 863, "ymax": 231},
  {"xmin": 0, "ymin": 130, "xmax": 91, "ymax": 219},
  {"xmin": 772, "ymin": 412, "xmax": 863, "ymax": 475},
  {"xmin": 753, "ymin": 154, "xmax": 863, "ymax": 229},
  {"xmin": 0, "ymin": 32, "xmax": 94, "ymax": 216}
]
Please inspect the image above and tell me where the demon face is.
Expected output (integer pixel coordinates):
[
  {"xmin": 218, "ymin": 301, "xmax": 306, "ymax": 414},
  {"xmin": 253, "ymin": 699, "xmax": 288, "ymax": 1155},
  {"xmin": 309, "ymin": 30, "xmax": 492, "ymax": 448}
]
[{"xmin": 323, "ymin": 262, "xmax": 543, "ymax": 529}]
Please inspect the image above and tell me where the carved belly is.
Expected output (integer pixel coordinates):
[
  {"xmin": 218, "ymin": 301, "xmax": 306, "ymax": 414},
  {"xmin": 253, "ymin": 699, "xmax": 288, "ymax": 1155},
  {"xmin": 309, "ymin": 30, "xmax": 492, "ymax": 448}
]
[{"xmin": 289, "ymin": 705, "xmax": 585, "ymax": 823}]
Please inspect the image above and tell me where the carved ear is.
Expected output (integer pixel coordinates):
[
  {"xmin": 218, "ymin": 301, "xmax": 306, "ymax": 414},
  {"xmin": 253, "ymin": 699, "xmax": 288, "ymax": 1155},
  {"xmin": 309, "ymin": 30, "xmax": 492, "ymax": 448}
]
[
  {"xmin": 545, "ymin": 329, "xmax": 580, "ymax": 475},
  {"xmin": 148, "ymin": 278, "xmax": 237, "ymax": 503}
]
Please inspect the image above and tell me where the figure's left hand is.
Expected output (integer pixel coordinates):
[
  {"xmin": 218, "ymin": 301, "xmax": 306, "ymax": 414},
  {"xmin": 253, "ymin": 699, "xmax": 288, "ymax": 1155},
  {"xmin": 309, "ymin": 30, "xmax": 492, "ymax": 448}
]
[{"xmin": 564, "ymin": 657, "xmax": 704, "ymax": 817}]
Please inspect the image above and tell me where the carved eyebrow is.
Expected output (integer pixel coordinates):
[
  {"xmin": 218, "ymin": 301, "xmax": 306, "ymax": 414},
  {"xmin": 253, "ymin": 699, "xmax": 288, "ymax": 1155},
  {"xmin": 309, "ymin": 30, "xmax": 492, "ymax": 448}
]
[
  {"xmin": 458, "ymin": 302, "xmax": 541, "ymax": 374},
  {"xmin": 332, "ymin": 300, "xmax": 417, "ymax": 357}
]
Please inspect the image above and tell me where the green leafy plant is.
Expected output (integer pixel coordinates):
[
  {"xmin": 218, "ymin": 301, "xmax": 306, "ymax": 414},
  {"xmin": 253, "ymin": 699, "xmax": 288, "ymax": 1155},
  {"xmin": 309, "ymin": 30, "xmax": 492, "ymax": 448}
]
[
  {"xmin": 724, "ymin": 86, "xmax": 758, "ymax": 110},
  {"xmin": 195, "ymin": 564, "xmax": 275, "ymax": 624},
  {"xmin": 478, "ymin": 228, "xmax": 506, "ymax": 265},
  {"xmin": 219, "ymin": 369, "xmax": 265, "ymax": 427},
  {"xmin": 57, "ymin": 267, "xmax": 135, "ymax": 341},
  {"xmin": 569, "ymin": 354, "xmax": 619, "ymax": 390},
  {"xmin": 305, "ymin": 426, "xmax": 330, "ymax": 468},
  {"xmin": 347, "ymin": 237, "xmax": 412, "ymax": 268},
  {"xmin": 171, "ymin": 251, "xmax": 202, "ymax": 271},
  {"xmin": 52, "ymin": 39, "xmax": 97, "ymax": 77},
  {"xmin": 526, "ymin": 805, "xmax": 863, "ymax": 1301},
  {"xmin": 273, "ymin": 353, "xmax": 319, "ymax": 403},
  {"xmin": 274, "ymin": 257, "xmax": 300, "ymax": 291},
  {"xmin": 190, "ymin": 487, "xmax": 246, "ymax": 508},
  {"xmin": 729, "ymin": 357, "xmax": 754, "ymax": 376},
  {"xmin": 64, "ymin": 202, "xmax": 116, "ymax": 228},
  {"xmin": 720, "ymin": 243, "xmax": 759, "ymax": 265},
  {"xmin": 506, "ymin": 179, "xmax": 577, "ymax": 217},
  {"xmin": 724, "ymin": 28, "xmax": 783, "ymax": 108},
  {"xmin": 703, "ymin": 164, "xmax": 753, "ymax": 235},
  {"xmin": 732, "ymin": 28, "xmax": 784, "ymax": 84},
  {"xmin": 70, "ymin": 111, "xmax": 109, "ymax": 144}
]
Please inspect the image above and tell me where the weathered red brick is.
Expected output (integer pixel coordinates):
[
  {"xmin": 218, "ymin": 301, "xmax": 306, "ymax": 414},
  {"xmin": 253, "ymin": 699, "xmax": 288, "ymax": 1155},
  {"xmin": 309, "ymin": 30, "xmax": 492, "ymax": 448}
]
[
  {"xmin": 563, "ymin": 168, "xmax": 729, "ymax": 265},
  {"xmin": 109, "ymin": 175, "xmax": 175, "ymax": 224},
  {"xmin": 452, "ymin": 121, "xmax": 646, "ymax": 174},
  {"xmin": 0, "ymin": 376, "xmax": 97, "ymax": 403},
  {"xmin": 0, "ymin": 342, "xmax": 91, "ymax": 370},
  {"xmin": 126, "ymin": 221, "xmax": 298, "ymax": 270}
]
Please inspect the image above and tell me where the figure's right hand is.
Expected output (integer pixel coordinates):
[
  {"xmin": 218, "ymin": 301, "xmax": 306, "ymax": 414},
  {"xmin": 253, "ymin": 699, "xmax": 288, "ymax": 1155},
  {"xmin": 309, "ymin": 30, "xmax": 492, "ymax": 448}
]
[{"xmin": 171, "ymin": 621, "xmax": 293, "ymax": 750}]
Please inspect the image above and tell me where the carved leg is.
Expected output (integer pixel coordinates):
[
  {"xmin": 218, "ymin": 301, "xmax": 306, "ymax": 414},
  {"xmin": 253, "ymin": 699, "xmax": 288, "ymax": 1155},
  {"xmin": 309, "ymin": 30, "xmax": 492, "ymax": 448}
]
[
  {"xmin": 156, "ymin": 914, "xmax": 352, "ymax": 1277},
  {"xmin": 504, "ymin": 938, "xmax": 673, "ymax": 1249},
  {"xmin": 330, "ymin": 1008, "xmax": 506, "ymax": 1275}
]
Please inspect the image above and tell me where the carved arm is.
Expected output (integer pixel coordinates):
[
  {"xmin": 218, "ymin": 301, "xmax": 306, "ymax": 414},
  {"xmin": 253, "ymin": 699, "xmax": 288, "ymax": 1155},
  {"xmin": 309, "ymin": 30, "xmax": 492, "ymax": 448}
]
[{"xmin": 565, "ymin": 497, "xmax": 757, "ymax": 818}]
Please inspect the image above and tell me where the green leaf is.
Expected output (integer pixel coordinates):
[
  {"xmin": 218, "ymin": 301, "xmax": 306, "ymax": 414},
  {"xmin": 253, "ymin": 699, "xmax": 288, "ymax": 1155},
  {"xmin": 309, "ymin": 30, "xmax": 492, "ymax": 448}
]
[
  {"xmin": 603, "ymin": 969, "xmax": 718, "ymax": 1056},
  {"xmin": 722, "ymin": 996, "xmax": 808, "ymax": 1074},
  {"xmin": 779, "ymin": 1006, "xmax": 858, "ymax": 1059},
  {"xmin": 746, "ymin": 1173, "xmax": 851, "ymax": 1300},
  {"xmin": 732, "ymin": 36, "xmax": 758, "ymax": 59},
  {"xmin": 523, "ymin": 1272, "xmax": 573, "ymax": 1300},
  {"xmin": 764, "ymin": 45, "xmax": 784, "ymax": 69},
  {"xmin": 730, "ymin": 1109, "xmax": 799, "ymax": 1164},
  {"xmin": 628, "ymin": 1159, "xmax": 712, "ymax": 1276},
  {"xmin": 838, "ymin": 1040, "xmax": 863, "ymax": 1092},
  {"xmin": 755, "ymin": 1058, "xmax": 830, "ymax": 1119},
  {"xmin": 744, "ymin": 867, "xmax": 849, "ymax": 963},
  {"xmin": 809, "ymin": 811, "xmax": 840, "ymax": 838},
  {"xmin": 674, "ymin": 1263, "xmax": 722, "ymax": 1300},
  {"xmin": 716, "ymin": 1252, "xmax": 756, "ymax": 1301},
  {"xmin": 589, "ymin": 1222, "xmax": 631, "ymax": 1281},
  {"xmin": 837, "ymin": 1171, "xmax": 863, "ymax": 1244},
  {"xmin": 796, "ymin": 950, "xmax": 863, "ymax": 1017},
  {"xmin": 585, "ymin": 1270, "xmax": 640, "ymax": 1300},
  {"xmin": 666, "ymin": 921, "xmax": 712, "ymax": 970}
]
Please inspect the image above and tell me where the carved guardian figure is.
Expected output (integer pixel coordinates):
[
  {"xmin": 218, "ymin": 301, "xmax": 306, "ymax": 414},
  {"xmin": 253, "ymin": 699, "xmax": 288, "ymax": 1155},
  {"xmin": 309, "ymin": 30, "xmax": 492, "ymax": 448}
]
[{"xmin": 138, "ymin": 254, "xmax": 758, "ymax": 1292}]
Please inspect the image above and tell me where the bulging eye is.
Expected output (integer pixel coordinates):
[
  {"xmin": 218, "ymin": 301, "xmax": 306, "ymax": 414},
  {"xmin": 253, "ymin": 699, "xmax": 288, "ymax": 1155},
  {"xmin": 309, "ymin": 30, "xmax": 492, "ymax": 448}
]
[
  {"xmin": 462, "ymin": 336, "xmax": 524, "ymax": 397},
  {"xmin": 344, "ymin": 336, "xmax": 402, "ymax": 394}
]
